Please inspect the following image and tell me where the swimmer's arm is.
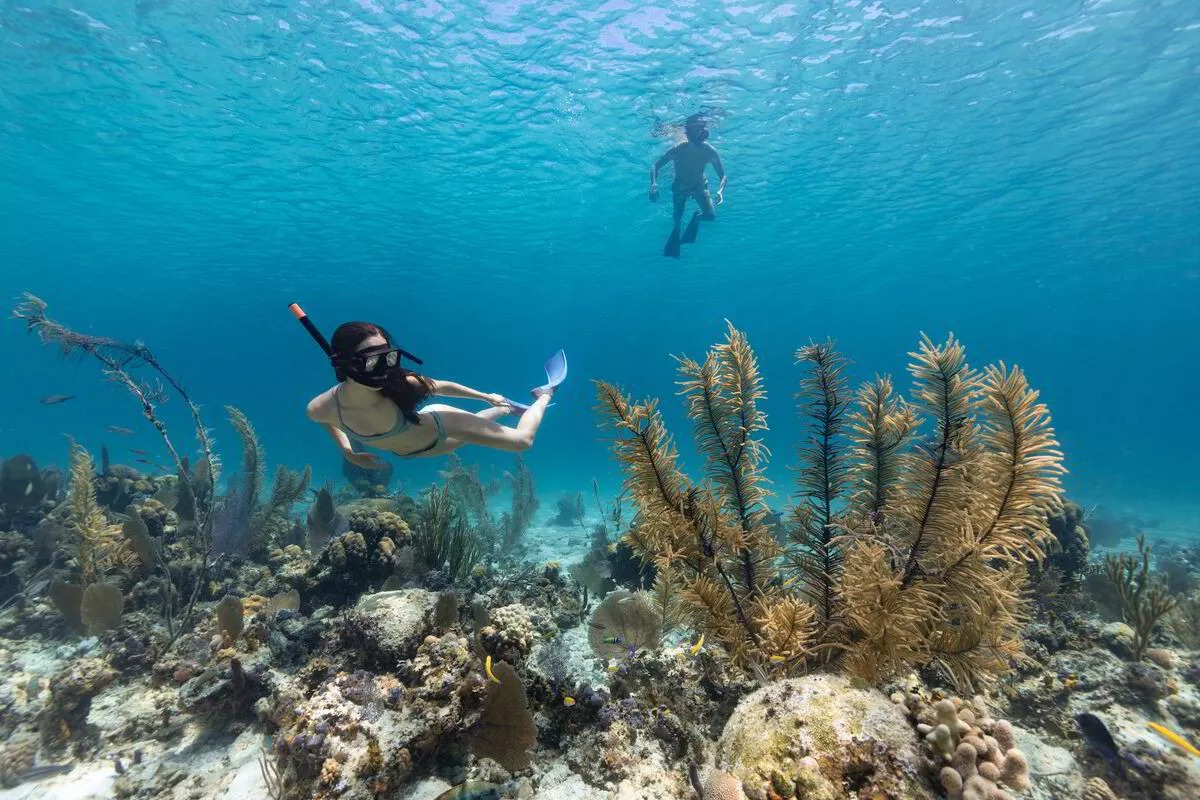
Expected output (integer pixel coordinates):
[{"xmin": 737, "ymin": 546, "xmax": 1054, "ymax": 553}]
[
  {"xmin": 323, "ymin": 423, "xmax": 386, "ymax": 467},
  {"xmin": 322, "ymin": 423, "xmax": 356, "ymax": 456},
  {"xmin": 650, "ymin": 145, "xmax": 679, "ymax": 190},
  {"xmin": 306, "ymin": 397, "xmax": 355, "ymax": 456},
  {"xmin": 428, "ymin": 379, "xmax": 503, "ymax": 405},
  {"xmin": 708, "ymin": 145, "xmax": 727, "ymax": 200},
  {"xmin": 307, "ymin": 396, "xmax": 385, "ymax": 467}
]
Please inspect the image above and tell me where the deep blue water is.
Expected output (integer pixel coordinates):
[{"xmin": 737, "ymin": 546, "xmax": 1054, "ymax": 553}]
[{"xmin": 2, "ymin": 1, "xmax": 1198, "ymax": 534}]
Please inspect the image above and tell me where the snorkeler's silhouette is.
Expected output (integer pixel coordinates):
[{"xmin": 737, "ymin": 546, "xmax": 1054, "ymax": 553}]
[{"xmin": 648, "ymin": 114, "xmax": 727, "ymax": 258}]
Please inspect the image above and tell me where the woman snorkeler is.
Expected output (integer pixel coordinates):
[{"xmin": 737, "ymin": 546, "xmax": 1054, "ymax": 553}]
[{"xmin": 293, "ymin": 305, "xmax": 563, "ymax": 469}]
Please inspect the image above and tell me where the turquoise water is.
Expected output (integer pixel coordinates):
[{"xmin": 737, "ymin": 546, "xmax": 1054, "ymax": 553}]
[{"xmin": 2, "ymin": 1, "xmax": 1198, "ymax": 532}]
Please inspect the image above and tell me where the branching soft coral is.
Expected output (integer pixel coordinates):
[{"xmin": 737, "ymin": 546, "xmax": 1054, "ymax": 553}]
[
  {"xmin": 66, "ymin": 442, "xmax": 136, "ymax": 585},
  {"xmin": 598, "ymin": 323, "xmax": 795, "ymax": 665},
  {"xmin": 787, "ymin": 340, "xmax": 852, "ymax": 637},
  {"xmin": 1106, "ymin": 534, "xmax": 1177, "ymax": 660},
  {"xmin": 597, "ymin": 327, "xmax": 1065, "ymax": 692}
]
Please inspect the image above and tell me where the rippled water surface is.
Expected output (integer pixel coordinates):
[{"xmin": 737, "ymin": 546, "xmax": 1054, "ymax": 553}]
[{"xmin": 1, "ymin": 1, "xmax": 1198, "ymax": 523}]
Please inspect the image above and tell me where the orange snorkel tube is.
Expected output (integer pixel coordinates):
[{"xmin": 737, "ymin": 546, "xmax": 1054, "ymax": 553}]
[{"xmin": 289, "ymin": 302, "xmax": 334, "ymax": 357}]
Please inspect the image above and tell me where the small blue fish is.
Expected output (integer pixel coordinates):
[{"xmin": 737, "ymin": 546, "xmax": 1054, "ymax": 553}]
[
  {"xmin": 40, "ymin": 394, "xmax": 74, "ymax": 405},
  {"xmin": 433, "ymin": 782, "xmax": 502, "ymax": 800}
]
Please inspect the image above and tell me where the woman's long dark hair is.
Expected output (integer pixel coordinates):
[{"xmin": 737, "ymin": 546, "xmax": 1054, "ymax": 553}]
[{"xmin": 330, "ymin": 322, "xmax": 433, "ymax": 425}]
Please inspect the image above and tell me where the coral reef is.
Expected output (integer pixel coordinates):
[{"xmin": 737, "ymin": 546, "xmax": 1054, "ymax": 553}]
[
  {"xmin": 7, "ymin": 297, "xmax": 1198, "ymax": 800},
  {"xmin": 39, "ymin": 657, "xmax": 116, "ymax": 752},
  {"xmin": 14, "ymin": 294, "xmax": 220, "ymax": 652},
  {"xmin": 550, "ymin": 492, "xmax": 585, "ymax": 528},
  {"xmin": 1045, "ymin": 502, "xmax": 1092, "ymax": 582}
]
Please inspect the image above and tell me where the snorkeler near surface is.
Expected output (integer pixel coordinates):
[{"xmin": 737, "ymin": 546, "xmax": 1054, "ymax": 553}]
[
  {"xmin": 291, "ymin": 305, "xmax": 565, "ymax": 468},
  {"xmin": 649, "ymin": 113, "xmax": 727, "ymax": 258}
]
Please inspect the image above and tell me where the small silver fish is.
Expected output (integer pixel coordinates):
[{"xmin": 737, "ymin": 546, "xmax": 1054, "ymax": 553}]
[
  {"xmin": 40, "ymin": 394, "xmax": 74, "ymax": 405},
  {"xmin": 108, "ymin": 425, "xmax": 135, "ymax": 435}
]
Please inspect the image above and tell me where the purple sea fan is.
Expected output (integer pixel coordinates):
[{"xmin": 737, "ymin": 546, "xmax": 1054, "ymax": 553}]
[{"xmin": 209, "ymin": 479, "xmax": 254, "ymax": 557}]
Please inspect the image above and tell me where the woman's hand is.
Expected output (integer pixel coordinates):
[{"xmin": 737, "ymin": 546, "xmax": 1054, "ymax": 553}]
[
  {"xmin": 485, "ymin": 393, "xmax": 509, "ymax": 407},
  {"xmin": 343, "ymin": 450, "xmax": 387, "ymax": 470}
]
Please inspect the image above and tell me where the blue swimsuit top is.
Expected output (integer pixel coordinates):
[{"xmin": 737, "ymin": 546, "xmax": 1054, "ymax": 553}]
[
  {"xmin": 333, "ymin": 385, "xmax": 413, "ymax": 442},
  {"xmin": 333, "ymin": 386, "xmax": 446, "ymax": 456}
]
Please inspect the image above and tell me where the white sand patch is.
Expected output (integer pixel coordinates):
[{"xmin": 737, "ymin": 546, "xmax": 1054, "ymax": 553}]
[{"xmin": 0, "ymin": 763, "xmax": 114, "ymax": 800}]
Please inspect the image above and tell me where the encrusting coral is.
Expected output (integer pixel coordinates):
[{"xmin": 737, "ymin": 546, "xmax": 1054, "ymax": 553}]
[{"xmin": 596, "ymin": 325, "xmax": 1065, "ymax": 691}]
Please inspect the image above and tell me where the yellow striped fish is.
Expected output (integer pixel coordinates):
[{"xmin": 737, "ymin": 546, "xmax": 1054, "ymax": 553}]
[{"xmin": 1148, "ymin": 722, "xmax": 1200, "ymax": 757}]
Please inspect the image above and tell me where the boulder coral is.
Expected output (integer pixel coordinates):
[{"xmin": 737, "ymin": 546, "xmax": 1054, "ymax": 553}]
[
  {"xmin": 479, "ymin": 603, "xmax": 535, "ymax": 664},
  {"xmin": 715, "ymin": 674, "xmax": 934, "ymax": 800},
  {"xmin": 301, "ymin": 510, "xmax": 413, "ymax": 609}
]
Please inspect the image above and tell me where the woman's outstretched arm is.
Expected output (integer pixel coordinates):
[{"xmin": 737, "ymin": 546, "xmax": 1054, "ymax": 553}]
[{"xmin": 426, "ymin": 378, "xmax": 506, "ymax": 406}]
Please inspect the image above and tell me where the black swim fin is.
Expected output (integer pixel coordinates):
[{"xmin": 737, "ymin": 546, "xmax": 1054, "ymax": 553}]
[
  {"xmin": 681, "ymin": 212, "xmax": 701, "ymax": 244},
  {"xmin": 663, "ymin": 227, "xmax": 681, "ymax": 258}
]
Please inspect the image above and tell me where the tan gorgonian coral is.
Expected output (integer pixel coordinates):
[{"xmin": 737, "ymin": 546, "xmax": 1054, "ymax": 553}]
[
  {"xmin": 67, "ymin": 442, "xmax": 137, "ymax": 584},
  {"xmin": 596, "ymin": 326, "xmax": 1065, "ymax": 691}
]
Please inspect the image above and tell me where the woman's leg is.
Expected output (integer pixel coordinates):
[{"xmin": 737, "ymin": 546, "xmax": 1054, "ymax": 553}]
[
  {"xmin": 474, "ymin": 406, "xmax": 512, "ymax": 422},
  {"xmin": 407, "ymin": 404, "xmax": 522, "ymax": 457},
  {"xmin": 419, "ymin": 397, "xmax": 552, "ymax": 453}
]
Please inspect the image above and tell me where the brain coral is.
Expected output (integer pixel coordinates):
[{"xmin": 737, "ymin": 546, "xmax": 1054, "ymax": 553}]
[{"xmin": 716, "ymin": 674, "xmax": 934, "ymax": 800}]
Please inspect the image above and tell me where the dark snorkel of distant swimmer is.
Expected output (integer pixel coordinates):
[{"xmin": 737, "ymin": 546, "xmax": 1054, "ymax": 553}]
[{"xmin": 288, "ymin": 303, "xmax": 567, "ymax": 465}]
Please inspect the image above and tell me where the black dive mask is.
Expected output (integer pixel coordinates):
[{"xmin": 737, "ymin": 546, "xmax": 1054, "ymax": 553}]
[{"xmin": 333, "ymin": 345, "xmax": 423, "ymax": 388}]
